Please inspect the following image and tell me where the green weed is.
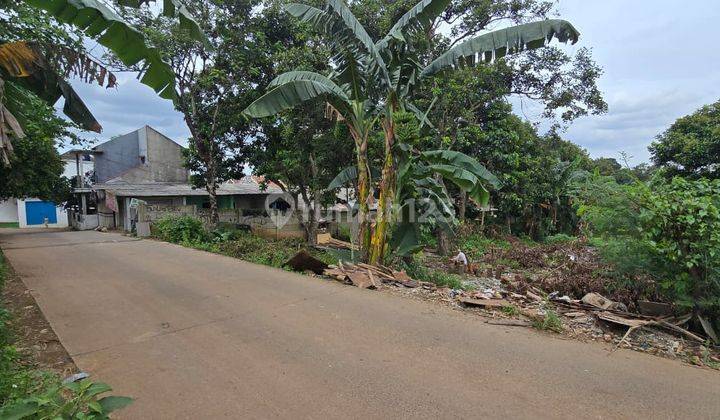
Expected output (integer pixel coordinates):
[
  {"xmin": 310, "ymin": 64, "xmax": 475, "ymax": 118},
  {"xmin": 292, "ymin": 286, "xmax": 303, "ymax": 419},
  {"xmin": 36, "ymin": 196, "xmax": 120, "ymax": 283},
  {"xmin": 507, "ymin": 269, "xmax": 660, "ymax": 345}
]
[
  {"xmin": 532, "ymin": 309, "xmax": 564, "ymax": 333},
  {"xmin": 501, "ymin": 305, "xmax": 520, "ymax": 316}
]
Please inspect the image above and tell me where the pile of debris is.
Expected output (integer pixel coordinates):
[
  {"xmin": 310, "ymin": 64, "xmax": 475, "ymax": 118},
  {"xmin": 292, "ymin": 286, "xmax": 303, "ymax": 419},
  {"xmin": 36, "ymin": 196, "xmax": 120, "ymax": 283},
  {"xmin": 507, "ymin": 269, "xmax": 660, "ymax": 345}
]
[
  {"xmin": 323, "ymin": 262, "xmax": 435, "ymax": 290},
  {"xmin": 284, "ymin": 247, "xmax": 718, "ymax": 367}
]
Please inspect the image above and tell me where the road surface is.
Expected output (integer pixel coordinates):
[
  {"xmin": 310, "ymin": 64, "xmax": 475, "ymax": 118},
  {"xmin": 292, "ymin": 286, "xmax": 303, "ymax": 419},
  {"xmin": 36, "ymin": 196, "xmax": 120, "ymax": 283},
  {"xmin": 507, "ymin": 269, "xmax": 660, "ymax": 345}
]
[{"xmin": 1, "ymin": 229, "xmax": 718, "ymax": 419}]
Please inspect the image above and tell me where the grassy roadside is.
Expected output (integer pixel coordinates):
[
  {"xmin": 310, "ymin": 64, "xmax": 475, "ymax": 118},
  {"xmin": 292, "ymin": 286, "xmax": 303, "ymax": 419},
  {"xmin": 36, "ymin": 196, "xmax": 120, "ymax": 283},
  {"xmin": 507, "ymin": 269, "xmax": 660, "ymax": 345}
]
[{"xmin": 0, "ymin": 251, "xmax": 55, "ymax": 405}]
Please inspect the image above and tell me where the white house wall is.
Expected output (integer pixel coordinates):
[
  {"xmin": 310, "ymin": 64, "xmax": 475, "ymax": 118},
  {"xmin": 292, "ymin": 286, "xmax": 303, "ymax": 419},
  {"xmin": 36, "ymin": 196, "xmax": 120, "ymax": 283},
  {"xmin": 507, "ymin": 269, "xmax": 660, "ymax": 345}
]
[{"xmin": 0, "ymin": 199, "xmax": 18, "ymax": 223}]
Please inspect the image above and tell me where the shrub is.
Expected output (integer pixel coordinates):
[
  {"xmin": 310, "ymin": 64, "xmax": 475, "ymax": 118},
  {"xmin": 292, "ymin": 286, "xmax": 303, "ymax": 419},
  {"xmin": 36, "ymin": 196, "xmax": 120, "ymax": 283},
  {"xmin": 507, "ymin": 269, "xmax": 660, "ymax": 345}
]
[
  {"xmin": 218, "ymin": 233, "xmax": 312, "ymax": 269},
  {"xmin": 0, "ymin": 379, "xmax": 132, "ymax": 419},
  {"xmin": 637, "ymin": 178, "xmax": 720, "ymax": 320},
  {"xmin": 153, "ymin": 216, "xmax": 208, "ymax": 245},
  {"xmin": 576, "ymin": 174, "xmax": 720, "ymax": 334},
  {"xmin": 458, "ymin": 233, "xmax": 510, "ymax": 261}
]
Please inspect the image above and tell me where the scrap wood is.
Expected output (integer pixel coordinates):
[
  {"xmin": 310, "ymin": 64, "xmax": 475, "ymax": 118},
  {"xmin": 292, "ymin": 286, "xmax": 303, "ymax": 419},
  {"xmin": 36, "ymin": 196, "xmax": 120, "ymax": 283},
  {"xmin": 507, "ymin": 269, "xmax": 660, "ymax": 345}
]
[
  {"xmin": 657, "ymin": 320, "xmax": 706, "ymax": 343},
  {"xmin": 598, "ymin": 312, "xmax": 658, "ymax": 352},
  {"xmin": 459, "ymin": 297, "xmax": 510, "ymax": 308},
  {"xmin": 526, "ymin": 291, "xmax": 543, "ymax": 302},
  {"xmin": 366, "ymin": 269, "xmax": 382, "ymax": 289},
  {"xmin": 346, "ymin": 271, "xmax": 375, "ymax": 289},
  {"xmin": 598, "ymin": 311, "xmax": 707, "ymax": 352},
  {"xmin": 637, "ymin": 300, "xmax": 673, "ymax": 317}
]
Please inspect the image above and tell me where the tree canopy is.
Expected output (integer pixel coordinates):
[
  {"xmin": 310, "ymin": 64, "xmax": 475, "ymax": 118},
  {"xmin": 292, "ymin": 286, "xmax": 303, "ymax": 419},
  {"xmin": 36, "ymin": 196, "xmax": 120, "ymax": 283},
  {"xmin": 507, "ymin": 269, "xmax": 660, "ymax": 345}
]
[{"xmin": 650, "ymin": 99, "xmax": 720, "ymax": 179}]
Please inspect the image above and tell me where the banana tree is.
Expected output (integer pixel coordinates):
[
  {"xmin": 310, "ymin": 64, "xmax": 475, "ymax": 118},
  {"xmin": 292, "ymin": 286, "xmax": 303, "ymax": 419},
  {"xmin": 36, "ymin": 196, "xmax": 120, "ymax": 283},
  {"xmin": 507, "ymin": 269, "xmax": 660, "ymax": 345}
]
[
  {"xmin": 244, "ymin": 0, "xmax": 580, "ymax": 263},
  {"xmin": 23, "ymin": 0, "xmax": 208, "ymax": 100},
  {"xmin": 0, "ymin": 40, "xmax": 115, "ymax": 164}
]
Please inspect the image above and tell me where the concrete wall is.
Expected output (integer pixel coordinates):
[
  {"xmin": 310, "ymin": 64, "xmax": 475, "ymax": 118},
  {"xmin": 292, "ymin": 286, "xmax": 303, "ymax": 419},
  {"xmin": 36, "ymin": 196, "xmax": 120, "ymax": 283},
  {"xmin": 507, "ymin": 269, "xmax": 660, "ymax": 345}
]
[
  {"xmin": 146, "ymin": 127, "xmax": 188, "ymax": 182},
  {"xmin": 93, "ymin": 126, "xmax": 188, "ymax": 183},
  {"xmin": 17, "ymin": 199, "xmax": 68, "ymax": 228},
  {"xmin": 94, "ymin": 129, "xmax": 141, "ymax": 182},
  {"xmin": 0, "ymin": 199, "xmax": 18, "ymax": 223}
]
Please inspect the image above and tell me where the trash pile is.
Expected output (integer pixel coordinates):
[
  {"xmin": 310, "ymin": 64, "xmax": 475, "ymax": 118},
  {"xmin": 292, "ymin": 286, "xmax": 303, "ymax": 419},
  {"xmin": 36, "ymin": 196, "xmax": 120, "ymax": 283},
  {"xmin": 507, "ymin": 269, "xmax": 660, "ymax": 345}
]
[
  {"xmin": 323, "ymin": 262, "xmax": 430, "ymax": 290},
  {"xmin": 316, "ymin": 257, "xmax": 719, "ymax": 368}
]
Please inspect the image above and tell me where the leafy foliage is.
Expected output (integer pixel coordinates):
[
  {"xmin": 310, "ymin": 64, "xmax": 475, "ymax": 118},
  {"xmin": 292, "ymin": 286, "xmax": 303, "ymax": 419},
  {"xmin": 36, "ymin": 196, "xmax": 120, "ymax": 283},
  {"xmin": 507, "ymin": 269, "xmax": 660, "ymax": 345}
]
[
  {"xmin": 0, "ymin": 379, "xmax": 132, "ymax": 419},
  {"xmin": 24, "ymin": 0, "xmax": 180, "ymax": 100},
  {"xmin": 152, "ymin": 215, "xmax": 209, "ymax": 245},
  {"xmin": 0, "ymin": 87, "xmax": 75, "ymax": 202},
  {"xmin": 575, "ymin": 174, "xmax": 720, "ymax": 333},
  {"xmin": 650, "ymin": 99, "xmax": 720, "ymax": 179},
  {"xmin": 637, "ymin": 178, "xmax": 720, "ymax": 316}
]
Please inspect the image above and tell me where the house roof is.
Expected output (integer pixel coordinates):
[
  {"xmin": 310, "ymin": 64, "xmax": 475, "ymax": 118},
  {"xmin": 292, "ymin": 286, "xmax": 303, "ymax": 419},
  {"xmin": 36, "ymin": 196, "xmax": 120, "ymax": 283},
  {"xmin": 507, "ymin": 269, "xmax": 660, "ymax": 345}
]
[{"xmin": 94, "ymin": 176, "xmax": 283, "ymax": 197}]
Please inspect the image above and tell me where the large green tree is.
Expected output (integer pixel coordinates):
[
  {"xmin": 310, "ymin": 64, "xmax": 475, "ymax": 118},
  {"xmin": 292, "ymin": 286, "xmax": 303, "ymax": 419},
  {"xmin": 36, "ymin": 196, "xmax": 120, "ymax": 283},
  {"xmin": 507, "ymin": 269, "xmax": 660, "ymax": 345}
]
[
  {"xmin": 110, "ymin": 0, "xmax": 270, "ymax": 224},
  {"xmin": 650, "ymin": 99, "xmax": 720, "ymax": 180}
]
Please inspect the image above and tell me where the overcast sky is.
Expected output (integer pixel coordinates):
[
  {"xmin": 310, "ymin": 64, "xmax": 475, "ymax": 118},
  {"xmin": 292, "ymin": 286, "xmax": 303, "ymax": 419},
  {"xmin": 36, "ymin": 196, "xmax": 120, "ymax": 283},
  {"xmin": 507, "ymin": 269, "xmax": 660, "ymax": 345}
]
[{"xmin": 66, "ymin": 0, "xmax": 720, "ymax": 165}]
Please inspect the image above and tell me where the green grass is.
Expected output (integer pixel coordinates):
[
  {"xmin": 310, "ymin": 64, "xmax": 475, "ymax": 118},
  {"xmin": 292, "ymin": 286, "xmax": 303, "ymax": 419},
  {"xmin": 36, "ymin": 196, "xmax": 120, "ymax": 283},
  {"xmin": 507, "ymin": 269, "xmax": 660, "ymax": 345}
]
[
  {"xmin": 501, "ymin": 305, "xmax": 520, "ymax": 316},
  {"xmin": 458, "ymin": 234, "xmax": 511, "ymax": 261},
  {"xmin": 0, "ymin": 223, "xmax": 18, "ymax": 229},
  {"xmin": 532, "ymin": 309, "xmax": 564, "ymax": 333}
]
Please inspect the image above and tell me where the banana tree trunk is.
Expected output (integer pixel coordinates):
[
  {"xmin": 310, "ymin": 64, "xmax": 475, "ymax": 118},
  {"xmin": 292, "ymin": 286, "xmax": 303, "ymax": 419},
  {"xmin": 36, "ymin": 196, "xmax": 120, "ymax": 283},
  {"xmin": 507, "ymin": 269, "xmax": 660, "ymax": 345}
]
[
  {"xmin": 349, "ymin": 126, "xmax": 372, "ymax": 261},
  {"xmin": 458, "ymin": 189, "xmax": 467, "ymax": 223},
  {"xmin": 368, "ymin": 118, "xmax": 396, "ymax": 265}
]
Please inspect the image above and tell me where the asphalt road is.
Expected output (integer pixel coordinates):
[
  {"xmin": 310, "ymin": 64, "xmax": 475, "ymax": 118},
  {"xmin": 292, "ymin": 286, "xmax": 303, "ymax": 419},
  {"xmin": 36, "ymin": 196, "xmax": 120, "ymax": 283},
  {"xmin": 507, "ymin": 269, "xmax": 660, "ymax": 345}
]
[{"xmin": 1, "ymin": 229, "xmax": 718, "ymax": 419}]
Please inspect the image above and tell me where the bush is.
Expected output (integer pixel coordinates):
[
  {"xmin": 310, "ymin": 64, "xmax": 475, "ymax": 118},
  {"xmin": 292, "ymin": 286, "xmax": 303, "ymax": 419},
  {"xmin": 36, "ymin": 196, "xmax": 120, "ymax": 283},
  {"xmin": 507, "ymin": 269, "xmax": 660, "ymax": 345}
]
[
  {"xmin": 153, "ymin": 216, "xmax": 208, "ymax": 245},
  {"xmin": 0, "ymin": 379, "xmax": 132, "ymax": 419},
  {"xmin": 217, "ymin": 233, "xmax": 333, "ymax": 269},
  {"xmin": 637, "ymin": 178, "xmax": 720, "ymax": 320},
  {"xmin": 576, "ymin": 174, "xmax": 720, "ymax": 333},
  {"xmin": 532, "ymin": 309, "xmax": 563, "ymax": 333}
]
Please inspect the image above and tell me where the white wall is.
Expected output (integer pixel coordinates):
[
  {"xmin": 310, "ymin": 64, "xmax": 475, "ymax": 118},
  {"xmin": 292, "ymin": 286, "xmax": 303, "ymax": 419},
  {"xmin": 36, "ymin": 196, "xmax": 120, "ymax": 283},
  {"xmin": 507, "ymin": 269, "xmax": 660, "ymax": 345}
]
[
  {"xmin": 0, "ymin": 199, "xmax": 18, "ymax": 223},
  {"xmin": 17, "ymin": 199, "xmax": 68, "ymax": 228},
  {"xmin": 62, "ymin": 158, "xmax": 94, "ymax": 179}
]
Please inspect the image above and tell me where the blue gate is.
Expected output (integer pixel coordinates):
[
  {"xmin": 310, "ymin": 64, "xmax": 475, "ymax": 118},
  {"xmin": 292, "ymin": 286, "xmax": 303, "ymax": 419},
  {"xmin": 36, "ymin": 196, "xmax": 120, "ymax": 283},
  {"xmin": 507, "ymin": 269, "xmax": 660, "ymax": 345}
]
[{"xmin": 25, "ymin": 201, "xmax": 57, "ymax": 225}]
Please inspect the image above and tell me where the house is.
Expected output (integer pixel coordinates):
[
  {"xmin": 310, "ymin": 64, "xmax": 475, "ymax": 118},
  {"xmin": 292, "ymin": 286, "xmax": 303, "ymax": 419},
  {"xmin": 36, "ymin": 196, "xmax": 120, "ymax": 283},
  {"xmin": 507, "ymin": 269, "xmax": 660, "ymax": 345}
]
[
  {"xmin": 67, "ymin": 126, "xmax": 284, "ymax": 232},
  {"xmin": 0, "ymin": 156, "xmax": 92, "ymax": 228}
]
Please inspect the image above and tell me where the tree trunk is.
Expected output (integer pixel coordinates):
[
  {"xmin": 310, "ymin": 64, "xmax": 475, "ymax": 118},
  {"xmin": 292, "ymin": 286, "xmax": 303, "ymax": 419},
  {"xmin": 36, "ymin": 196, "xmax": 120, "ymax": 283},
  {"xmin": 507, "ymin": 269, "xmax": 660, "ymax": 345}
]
[
  {"xmin": 299, "ymin": 187, "xmax": 319, "ymax": 247},
  {"xmin": 205, "ymin": 161, "xmax": 219, "ymax": 226},
  {"xmin": 206, "ymin": 182, "xmax": 219, "ymax": 226},
  {"xmin": 435, "ymin": 175, "xmax": 451, "ymax": 256},
  {"xmin": 458, "ymin": 189, "xmax": 467, "ymax": 223},
  {"xmin": 437, "ymin": 229, "xmax": 450, "ymax": 256},
  {"xmin": 369, "ymin": 117, "xmax": 396, "ymax": 265},
  {"xmin": 351, "ymin": 129, "xmax": 372, "ymax": 261}
]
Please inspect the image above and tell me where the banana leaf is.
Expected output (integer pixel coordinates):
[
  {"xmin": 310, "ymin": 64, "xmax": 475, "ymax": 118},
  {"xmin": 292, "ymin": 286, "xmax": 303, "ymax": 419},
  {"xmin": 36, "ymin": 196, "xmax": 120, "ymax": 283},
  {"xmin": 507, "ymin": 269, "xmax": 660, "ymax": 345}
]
[
  {"xmin": 328, "ymin": 165, "xmax": 381, "ymax": 190},
  {"xmin": 24, "ymin": 0, "xmax": 178, "ymax": 100},
  {"xmin": 376, "ymin": 0, "xmax": 451, "ymax": 50},
  {"xmin": 243, "ymin": 78, "xmax": 350, "ymax": 118},
  {"xmin": 421, "ymin": 19, "xmax": 579, "ymax": 77}
]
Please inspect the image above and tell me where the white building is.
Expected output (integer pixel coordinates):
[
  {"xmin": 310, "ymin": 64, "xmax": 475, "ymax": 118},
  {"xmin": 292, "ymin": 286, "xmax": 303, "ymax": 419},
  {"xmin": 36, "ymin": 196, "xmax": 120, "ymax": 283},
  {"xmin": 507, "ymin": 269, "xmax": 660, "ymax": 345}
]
[{"xmin": 0, "ymin": 157, "xmax": 93, "ymax": 228}]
